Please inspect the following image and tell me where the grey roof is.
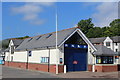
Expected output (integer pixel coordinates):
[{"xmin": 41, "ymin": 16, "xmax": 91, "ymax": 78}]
[
  {"xmin": 110, "ymin": 36, "xmax": 120, "ymax": 43},
  {"xmin": 89, "ymin": 36, "xmax": 120, "ymax": 43},
  {"xmin": 93, "ymin": 45, "xmax": 115, "ymax": 56},
  {"xmin": 12, "ymin": 39, "xmax": 24, "ymax": 47},
  {"xmin": 89, "ymin": 37, "xmax": 106, "ymax": 44},
  {"xmin": 4, "ymin": 48, "xmax": 9, "ymax": 52},
  {"xmin": 16, "ymin": 28, "xmax": 77, "ymax": 51}
]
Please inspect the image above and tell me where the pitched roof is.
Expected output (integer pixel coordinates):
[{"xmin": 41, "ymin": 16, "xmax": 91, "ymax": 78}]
[
  {"xmin": 93, "ymin": 45, "xmax": 115, "ymax": 56},
  {"xmin": 89, "ymin": 36, "xmax": 120, "ymax": 43},
  {"xmin": 110, "ymin": 36, "xmax": 120, "ymax": 43},
  {"xmin": 4, "ymin": 48, "xmax": 9, "ymax": 52},
  {"xmin": 12, "ymin": 39, "xmax": 24, "ymax": 46},
  {"xmin": 16, "ymin": 27, "xmax": 77, "ymax": 51},
  {"xmin": 89, "ymin": 37, "xmax": 106, "ymax": 43}
]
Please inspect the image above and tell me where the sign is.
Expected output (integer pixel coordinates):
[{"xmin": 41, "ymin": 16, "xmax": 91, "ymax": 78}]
[
  {"xmin": 28, "ymin": 51, "xmax": 32, "ymax": 57},
  {"xmin": 64, "ymin": 44, "xmax": 88, "ymax": 49},
  {"xmin": 60, "ymin": 58, "xmax": 63, "ymax": 64},
  {"xmin": 115, "ymin": 56, "xmax": 119, "ymax": 59},
  {"xmin": 73, "ymin": 61, "xmax": 78, "ymax": 64}
]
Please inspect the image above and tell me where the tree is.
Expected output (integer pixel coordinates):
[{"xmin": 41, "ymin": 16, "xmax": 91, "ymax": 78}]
[
  {"xmin": 16, "ymin": 36, "xmax": 29, "ymax": 39},
  {"xmin": 109, "ymin": 19, "xmax": 120, "ymax": 36},
  {"xmin": 77, "ymin": 18, "xmax": 94, "ymax": 34},
  {"xmin": 86, "ymin": 27, "xmax": 102, "ymax": 38},
  {"xmin": 0, "ymin": 36, "xmax": 30, "ymax": 50},
  {"xmin": 0, "ymin": 39, "xmax": 10, "ymax": 49}
]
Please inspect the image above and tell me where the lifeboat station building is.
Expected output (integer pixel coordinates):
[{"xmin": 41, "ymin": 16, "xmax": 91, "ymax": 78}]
[{"xmin": 4, "ymin": 27, "xmax": 119, "ymax": 73}]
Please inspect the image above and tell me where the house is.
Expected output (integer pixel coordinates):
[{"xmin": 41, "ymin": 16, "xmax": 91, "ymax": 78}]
[
  {"xmin": 89, "ymin": 36, "xmax": 120, "ymax": 53},
  {"xmin": 89, "ymin": 36, "xmax": 120, "ymax": 63},
  {"xmin": 4, "ymin": 27, "xmax": 119, "ymax": 73}
]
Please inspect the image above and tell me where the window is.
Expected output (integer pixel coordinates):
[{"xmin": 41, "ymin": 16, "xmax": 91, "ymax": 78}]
[
  {"xmin": 11, "ymin": 46, "xmax": 14, "ymax": 54},
  {"xmin": 46, "ymin": 34, "xmax": 52, "ymax": 38},
  {"xmin": 28, "ymin": 38, "xmax": 33, "ymax": 42},
  {"xmin": 115, "ymin": 43, "xmax": 118, "ymax": 46},
  {"xmin": 96, "ymin": 56, "xmax": 101, "ymax": 64},
  {"xmin": 36, "ymin": 36, "xmax": 41, "ymax": 40},
  {"xmin": 41, "ymin": 57, "xmax": 49, "ymax": 63},
  {"xmin": 28, "ymin": 51, "xmax": 32, "ymax": 57},
  {"xmin": 116, "ymin": 49, "xmax": 118, "ymax": 52},
  {"xmin": 96, "ymin": 56, "xmax": 113, "ymax": 64},
  {"xmin": 60, "ymin": 58, "xmax": 63, "ymax": 64},
  {"xmin": 106, "ymin": 42, "xmax": 110, "ymax": 46}
]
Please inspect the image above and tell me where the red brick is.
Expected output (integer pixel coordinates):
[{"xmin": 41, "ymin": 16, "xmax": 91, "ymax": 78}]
[
  {"xmin": 4, "ymin": 61, "xmax": 64, "ymax": 73},
  {"xmin": 88, "ymin": 65, "xmax": 92, "ymax": 71},
  {"xmin": 95, "ymin": 65, "xmax": 118, "ymax": 72}
]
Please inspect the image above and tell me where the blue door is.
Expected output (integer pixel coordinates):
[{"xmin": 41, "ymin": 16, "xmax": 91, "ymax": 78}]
[{"xmin": 64, "ymin": 48, "xmax": 87, "ymax": 72}]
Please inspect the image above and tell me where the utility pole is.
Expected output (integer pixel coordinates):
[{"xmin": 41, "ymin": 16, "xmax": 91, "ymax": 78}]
[{"xmin": 26, "ymin": 49, "xmax": 29, "ymax": 69}]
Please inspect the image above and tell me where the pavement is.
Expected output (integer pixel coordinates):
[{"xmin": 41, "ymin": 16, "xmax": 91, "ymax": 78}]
[
  {"xmin": 56, "ymin": 71, "xmax": 119, "ymax": 78},
  {"xmin": 1, "ymin": 65, "xmax": 119, "ymax": 78}
]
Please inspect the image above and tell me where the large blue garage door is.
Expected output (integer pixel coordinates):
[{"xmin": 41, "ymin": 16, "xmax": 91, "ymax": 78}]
[{"xmin": 64, "ymin": 44, "xmax": 87, "ymax": 72}]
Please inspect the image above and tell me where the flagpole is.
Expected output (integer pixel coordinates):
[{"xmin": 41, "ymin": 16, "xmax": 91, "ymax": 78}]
[{"xmin": 55, "ymin": 6, "xmax": 58, "ymax": 74}]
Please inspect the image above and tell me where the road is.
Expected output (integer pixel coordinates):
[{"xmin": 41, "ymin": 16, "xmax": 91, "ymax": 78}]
[
  {"xmin": 2, "ymin": 66, "xmax": 58, "ymax": 78},
  {"xmin": 1, "ymin": 66, "xmax": 119, "ymax": 79}
]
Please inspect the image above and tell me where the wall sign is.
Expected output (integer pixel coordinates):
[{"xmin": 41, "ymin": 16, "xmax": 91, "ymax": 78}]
[
  {"xmin": 115, "ymin": 56, "xmax": 119, "ymax": 59},
  {"xmin": 73, "ymin": 61, "xmax": 78, "ymax": 64},
  {"xmin": 60, "ymin": 58, "xmax": 63, "ymax": 64},
  {"xmin": 28, "ymin": 51, "xmax": 32, "ymax": 57},
  {"xmin": 64, "ymin": 44, "xmax": 88, "ymax": 49}
]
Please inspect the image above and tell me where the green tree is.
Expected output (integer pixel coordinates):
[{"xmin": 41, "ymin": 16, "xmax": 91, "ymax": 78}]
[
  {"xmin": 77, "ymin": 18, "xmax": 94, "ymax": 34},
  {"xmin": 86, "ymin": 27, "xmax": 102, "ymax": 38},
  {"xmin": 109, "ymin": 19, "xmax": 120, "ymax": 36},
  {"xmin": 16, "ymin": 36, "xmax": 29, "ymax": 39}
]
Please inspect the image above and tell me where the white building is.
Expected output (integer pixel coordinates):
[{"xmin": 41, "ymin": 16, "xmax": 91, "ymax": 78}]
[{"xmin": 4, "ymin": 27, "xmax": 119, "ymax": 73}]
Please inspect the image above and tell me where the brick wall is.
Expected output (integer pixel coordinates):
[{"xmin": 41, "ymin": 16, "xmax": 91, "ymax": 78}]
[
  {"xmin": 28, "ymin": 63, "xmax": 48, "ymax": 72},
  {"xmin": 102, "ymin": 65, "xmax": 118, "ymax": 72},
  {"xmin": 4, "ymin": 61, "xmax": 64, "ymax": 73},
  {"xmin": 58, "ymin": 65, "xmax": 64, "ymax": 73},
  {"xmin": 95, "ymin": 65, "xmax": 102, "ymax": 72},
  {"xmin": 4, "ymin": 61, "xmax": 9, "ymax": 66},
  {"xmin": 95, "ymin": 65, "xmax": 118, "ymax": 72},
  {"xmin": 5, "ymin": 61, "xmax": 118, "ymax": 73},
  {"xmin": 4, "ymin": 61, "xmax": 27, "ymax": 69},
  {"xmin": 88, "ymin": 65, "xmax": 92, "ymax": 71}
]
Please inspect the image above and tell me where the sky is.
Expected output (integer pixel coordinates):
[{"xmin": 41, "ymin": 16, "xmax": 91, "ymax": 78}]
[{"xmin": 2, "ymin": 2, "xmax": 118, "ymax": 40}]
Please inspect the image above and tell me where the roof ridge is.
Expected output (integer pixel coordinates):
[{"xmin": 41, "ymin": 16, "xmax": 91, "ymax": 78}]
[
  {"xmin": 30, "ymin": 26, "xmax": 79, "ymax": 38},
  {"xmin": 11, "ymin": 38, "xmax": 25, "ymax": 40}
]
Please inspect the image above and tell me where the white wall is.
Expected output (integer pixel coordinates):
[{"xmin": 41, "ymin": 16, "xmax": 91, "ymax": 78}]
[
  {"xmin": 113, "ymin": 43, "xmax": 120, "ymax": 52},
  {"xmin": 28, "ymin": 49, "xmax": 59, "ymax": 64},
  {"xmin": 88, "ymin": 45, "xmax": 95, "ymax": 64},
  {"xmin": 9, "ymin": 49, "xmax": 61, "ymax": 64},
  {"xmin": 13, "ymin": 51, "xmax": 27, "ymax": 62},
  {"xmin": 5, "ymin": 52, "xmax": 9, "ymax": 61},
  {"xmin": 104, "ymin": 37, "xmax": 113, "ymax": 50}
]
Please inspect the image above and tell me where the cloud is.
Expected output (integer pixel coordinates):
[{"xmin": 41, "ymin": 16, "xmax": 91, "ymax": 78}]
[
  {"xmin": 92, "ymin": 2, "xmax": 118, "ymax": 27},
  {"xmin": 11, "ymin": 2, "xmax": 54, "ymax": 25}
]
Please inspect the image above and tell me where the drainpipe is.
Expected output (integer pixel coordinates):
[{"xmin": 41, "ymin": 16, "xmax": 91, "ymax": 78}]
[
  {"xmin": 92, "ymin": 55, "xmax": 95, "ymax": 72},
  {"xmin": 26, "ymin": 49, "xmax": 29, "ymax": 69},
  {"xmin": 47, "ymin": 47, "xmax": 50, "ymax": 72}
]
